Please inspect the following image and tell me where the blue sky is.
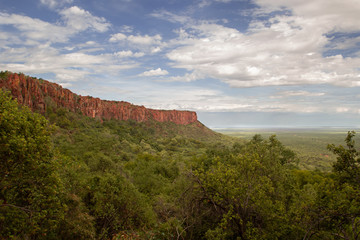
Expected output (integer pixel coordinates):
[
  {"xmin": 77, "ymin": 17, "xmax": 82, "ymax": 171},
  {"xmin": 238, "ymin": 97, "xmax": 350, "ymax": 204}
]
[{"xmin": 1, "ymin": 0, "xmax": 360, "ymax": 128}]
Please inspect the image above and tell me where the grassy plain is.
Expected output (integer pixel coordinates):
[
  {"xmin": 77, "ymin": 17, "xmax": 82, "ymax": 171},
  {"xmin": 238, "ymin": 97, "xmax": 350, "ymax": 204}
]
[{"xmin": 216, "ymin": 128, "xmax": 360, "ymax": 171}]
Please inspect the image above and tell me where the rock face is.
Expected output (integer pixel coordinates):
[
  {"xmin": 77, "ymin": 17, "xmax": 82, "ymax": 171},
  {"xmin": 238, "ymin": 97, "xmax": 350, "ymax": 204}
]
[{"xmin": 0, "ymin": 72, "xmax": 198, "ymax": 125}]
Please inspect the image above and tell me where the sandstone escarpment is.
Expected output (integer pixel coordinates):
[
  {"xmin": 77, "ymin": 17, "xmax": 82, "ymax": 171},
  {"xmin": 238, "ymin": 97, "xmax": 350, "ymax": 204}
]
[{"xmin": 0, "ymin": 72, "xmax": 198, "ymax": 125}]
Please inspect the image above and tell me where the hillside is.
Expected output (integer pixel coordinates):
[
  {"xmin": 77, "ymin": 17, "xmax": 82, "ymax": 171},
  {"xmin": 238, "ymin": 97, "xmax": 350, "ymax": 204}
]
[
  {"xmin": 0, "ymin": 71, "xmax": 224, "ymax": 142},
  {"xmin": 1, "ymin": 71, "xmax": 360, "ymax": 240}
]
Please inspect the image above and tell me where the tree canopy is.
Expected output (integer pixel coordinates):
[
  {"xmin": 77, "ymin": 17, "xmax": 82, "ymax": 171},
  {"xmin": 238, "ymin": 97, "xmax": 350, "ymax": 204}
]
[
  {"xmin": 0, "ymin": 89, "xmax": 65, "ymax": 239},
  {"xmin": 1, "ymin": 86, "xmax": 360, "ymax": 239}
]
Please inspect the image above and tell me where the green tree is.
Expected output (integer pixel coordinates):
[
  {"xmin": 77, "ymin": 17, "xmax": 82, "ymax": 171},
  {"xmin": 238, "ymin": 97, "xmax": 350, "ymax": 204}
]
[
  {"xmin": 190, "ymin": 135, "xmax": 298, "ymax": 239},
  {"xmin": 328, "ymin": 131, "xmax": 360, "ymax": 186},
  {"xmin": 84, "ymin": 173, "xmax": 156, "ymax": 239},
  {"xmin": 318, "ymin": 131, "xmax": 360, "ymax": 239},
  {"xmin": 299, "ymin": 131, "xmax": 360, "ymax": 239},
  {"xmin": 0, "ymin": 89, "xmax": 65, "ymax": 239}
]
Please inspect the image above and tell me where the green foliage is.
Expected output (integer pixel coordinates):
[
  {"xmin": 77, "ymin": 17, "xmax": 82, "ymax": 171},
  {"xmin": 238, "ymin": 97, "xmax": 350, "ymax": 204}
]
[
  {"xmin": 328, "ymin": 131, "xmax": 360, "ymax": 186},
  {"xmin": 3, "ymin": 72, "xmax": 360, "ymax": 239},
  {"xmin": 38, "ymin": 101, "xmax": 225, "ymax": 239},
  {"xmin": 220, "ymin": 128, "xmax": 358, "ymax": 171},
  {"xmin": 0, "ymin": 70, "xmax": 10, "ymax": 80},
  {"xmin": 85, "ymin": 173, "xmax": 156, "ymax": 239},
  {"xmin": 0, "ymin": 89, "xmax": 65, "ymax": 239},
  {"xmin": 124, "ymin": 154, "xmax": 179, "ymax": 197},
  {"xmin": 284, "ymin": 131, "xmax": 360, "ymax": 239},
  {"xmin": 190, "ymin": 135, "xmax": 298, "ymax": 239},
  {"xmin": 317, "ymin": 131, "xmax": 360, "ymax": 238}
]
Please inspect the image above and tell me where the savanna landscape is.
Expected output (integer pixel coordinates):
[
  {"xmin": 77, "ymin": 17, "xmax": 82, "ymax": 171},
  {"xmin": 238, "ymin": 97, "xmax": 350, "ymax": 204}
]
[
  {"xmin": 218, "ymin": 128, "xmax": 360, "ymax": 171},
  {"xmin": 1, "ymin": 72, "xmax": 360, "ymax": 239},
  {"xmin": 1, "ymin": 0, "xmax": 360, "ymax": 239}
]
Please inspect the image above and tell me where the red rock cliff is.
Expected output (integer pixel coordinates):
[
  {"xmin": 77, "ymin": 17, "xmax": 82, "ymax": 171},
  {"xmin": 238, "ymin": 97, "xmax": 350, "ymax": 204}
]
[{"xmin": 0, "ymin": 72, "xmax": 198, "ymax": 125}]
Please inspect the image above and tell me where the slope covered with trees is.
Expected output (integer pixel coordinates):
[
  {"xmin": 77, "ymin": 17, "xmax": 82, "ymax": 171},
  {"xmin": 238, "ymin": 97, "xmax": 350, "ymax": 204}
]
[{"xmin": 1, "ymin": 84, "xmax": 360, "ymax": 239}]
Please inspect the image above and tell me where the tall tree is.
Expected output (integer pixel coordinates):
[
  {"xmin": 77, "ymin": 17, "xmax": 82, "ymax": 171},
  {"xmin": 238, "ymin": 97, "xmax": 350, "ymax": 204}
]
[
  {"xmin": 190, "ymin": 135, "xmax": 298, "ymax": 239},
  {"xmin": 0, "ymin": 89, "xmax": 65, "ymax": 239}
]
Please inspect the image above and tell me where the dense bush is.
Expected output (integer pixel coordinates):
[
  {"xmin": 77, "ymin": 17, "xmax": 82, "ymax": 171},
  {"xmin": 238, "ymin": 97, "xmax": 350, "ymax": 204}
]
[
  {"xmin": 0, "ymin": 90, "xmax": 65, "ymax": 239},
  {"xmin": 1, "ymin": 87, "xmax": 360, "ymax": 239}
]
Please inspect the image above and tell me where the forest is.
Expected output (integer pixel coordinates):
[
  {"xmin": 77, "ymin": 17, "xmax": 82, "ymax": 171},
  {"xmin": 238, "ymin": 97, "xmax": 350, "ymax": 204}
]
[
  {"xmin": 218, "ymin": 129, "xmax": 360, "ymax": 172},
  {"xmin": 1, "ymin": 87, "xmax": 360, "ymax": 240}
]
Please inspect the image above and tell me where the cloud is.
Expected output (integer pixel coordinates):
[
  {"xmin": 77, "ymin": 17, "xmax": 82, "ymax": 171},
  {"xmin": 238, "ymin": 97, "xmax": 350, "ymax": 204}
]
[
  {"xmin": 109, "ymin": 33, "xmax": 127, "ymax": 42},
  {"xmin": 2, "ymin": 0, "xmax": 359, "ymax": 118},
  {"xmin": 138, "ymin": 86, "xmax": 329, "ymax": 114},
  {"xmin": 134, "ymin": 87, "xmax": 223, "ymax": 111},
  {"xmin": 40, "ymin": 0, "xmax": 73, "ymax": 9},
  {"xmin": 128, "ymin": 34, "xmax": 162, "ymax": 45},
  {"xmin": 0, "ymin": 5, "xmax": 139, "ymax": 89},
  {"xmin": 0, "ymin": 44, "xmax": 139, "ymax": 84},
  {"xmin": 114, "ymin": 51, "xmax": 144, "ymax": 58},
  {"xmin": 110, "ymin": 33, "xmax": 162, "ymax": 45},
  {"xmin": 325, "ymin": 35, "xmax": 360, "ymax": 56},
  {"xmin": 139, "ymin": 68, "xmax": 169, "ymax": 77},
  {"xmin": 271, "ymin": 90, "xmax": 326, "ymax": 99},
  {"xmin": 165, "ymin": 0, "xmax": 360, "ymax": 88},
  {"xmin": 59, "ymin": 6, "xmax": 110, "ymax": 32},
  {"xmin": 336, "ymin": 107, "xmax": 350, "ymax": 113},
  {"xmin": 253, "ymin": 0, "xmax": 360, "ymax": 32},
  {"xmin": 198, "ymin": 0, "xmax": 234, "ymax": 8},
  {"xmin": 0, "ymin": 12, "xmax": 70, "ymax": 44},
  {"xmin": 119, "ymin": 25, "xmax": 134, "ymax": 33},
  {"xmin": 109, "ymin": 32, "xmax": 164, "ymax": 55},
  {"xmin": 150, "ymin": 10, "xmax": 192, "ymax": 24},
  {"xmin": 167, "ymin": 72, "xmax": 205, "ymax": 82},
  {"xmin": 151, "ymin": 47, "xmax": 161, "ymax": 54},
  {"xmin": 0, "ymin": 6, "xmax": 110, "ymax": 45}
]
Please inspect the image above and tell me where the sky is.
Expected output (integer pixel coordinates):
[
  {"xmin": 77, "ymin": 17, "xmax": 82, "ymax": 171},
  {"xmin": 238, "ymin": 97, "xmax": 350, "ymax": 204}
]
[{"xmin": 0, "ymin": 0, "xmax": 360, "ymax": 128}]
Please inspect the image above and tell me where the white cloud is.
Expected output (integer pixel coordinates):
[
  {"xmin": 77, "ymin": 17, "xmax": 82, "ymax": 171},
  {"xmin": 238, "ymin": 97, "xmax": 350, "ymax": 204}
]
[
  {"xmin": 1, "ymin": 0, "xmax": 359, "ymax": 118},
  {"xmin": 326, "ymin": 36, "xmax": 360, "ymax": 54},
  {"xmin": 138, "ymin": 86, "xmax": 331, "ymax": 114},
  {"xmin": 336, "ymin": 107, "xmax": 350, "ymax": 113},
  {"xmin": 198, "ymin": 0, "xmax": 234, "ymax": 8},
  {"xmin": 133, "ymin": 52, "xmax": 145, "ymax": 57},
  {"xmin": 114, "ymin": 51, "xmax": 144, "ymax": 58},
  {"xmin": 110, "ymin": 33, "xmax": 162, "ymax": 45},
  {"xmin": 114, "ymin": 51, "xmax": 132, "ymax": 58},
  {"xmin": 40, "ymin": 0, "xmax": 73, "ymax": 9},
  {"xmin": 151, "ymin": 47, "xmax": 162, "ymax": 54},
  {"xmin": 253, "ymin": 0, "xmax": 360, "ymax": 32},
  {"xmin": 150, "ymin": 10, "xmax": 192, "ymax": 24},
  {"xmin": 0, "ymin": 6, "xmax": 110, "ymax": 45},
  {"xmin": 0, "ymin": 5, "xmax": 139, "ymax": 89},
  {"xmin": 128, "ymin": 34, "xmax": 162, "ymax": 45},
  {"xmin": 109, "ymin": 33, "xmax": 127, "ymax": 42},
  {"xmin": 59, "ymin": 6, "xmax": 110, "ymax": 32},
  {"xmin": 271, "ymin": 91, "xmax": 326, "ymax": 99},
  {"xmin": 0, "ymin": 12, "xmax": 70, "ymax": 43},
  {"xmin": 139, "ymin": 68, "xmax": 169, "ymax": 77},
  {"xmin": 119, "ymin": 25, "xmax": 134, "ymax": 33},
  {"xmin": 166, "ymin": 3, "xmax": 360, "ymax": 88},
  {"xmin": 167, "ymin": 72, "xmax": 205, "ymax": 82},
  {"xmin": 109, "ymin": 32, "xmax": 164, "ymax": 55},
  {"xmin": 0, "ymin": 44, "xmax": 139, "ymax": 83}
]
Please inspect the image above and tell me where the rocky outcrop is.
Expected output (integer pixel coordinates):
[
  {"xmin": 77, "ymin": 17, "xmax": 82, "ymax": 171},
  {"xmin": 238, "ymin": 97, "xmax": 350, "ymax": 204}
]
[{"xmin": 0, "ymin": 72, "xmax": 198, "ymax": 125}]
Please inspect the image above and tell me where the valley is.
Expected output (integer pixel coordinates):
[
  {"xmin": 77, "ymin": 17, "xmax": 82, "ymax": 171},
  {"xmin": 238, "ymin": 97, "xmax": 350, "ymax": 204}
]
[
  {"xmin": 1, "ymin": 72, "xmax": 360, "ymax": 239},
  {"xmin": 217, "ymin": 127, "xmax": 360, "ymax": 171}
]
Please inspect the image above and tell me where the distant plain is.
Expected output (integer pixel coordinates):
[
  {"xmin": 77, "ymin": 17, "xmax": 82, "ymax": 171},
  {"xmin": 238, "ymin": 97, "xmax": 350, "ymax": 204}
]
[{"xmin": 216, "ymin": 127, "xmax": 360, "ymax": 171}]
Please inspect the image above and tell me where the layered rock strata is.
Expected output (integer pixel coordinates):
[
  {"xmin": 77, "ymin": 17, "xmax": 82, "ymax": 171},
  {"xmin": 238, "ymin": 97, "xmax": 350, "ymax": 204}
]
[{"xmin": 0, "ymin": 72, "xmax": 198, "ymax": 125}]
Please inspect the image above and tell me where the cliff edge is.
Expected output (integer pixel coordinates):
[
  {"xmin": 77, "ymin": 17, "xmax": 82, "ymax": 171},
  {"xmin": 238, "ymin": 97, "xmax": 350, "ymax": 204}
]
[{"xmin": 0, "ymin": 72, "xmax": 198, "ymax": 125}]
